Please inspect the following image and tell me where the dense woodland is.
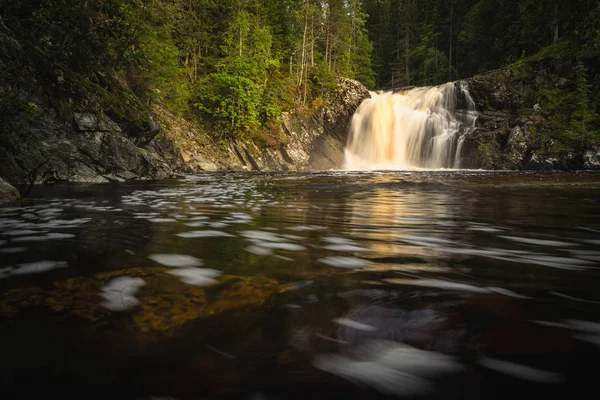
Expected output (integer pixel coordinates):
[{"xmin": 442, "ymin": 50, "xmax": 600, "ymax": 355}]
[{"xmin": 1, "ymin": 0, "xmax": 600, "ymax": 148}]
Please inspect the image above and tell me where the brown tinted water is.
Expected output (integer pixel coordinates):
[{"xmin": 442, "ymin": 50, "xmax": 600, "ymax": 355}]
[{"xmin": 1, "ymin": 171, "xmax": 599, "ymax": 400}]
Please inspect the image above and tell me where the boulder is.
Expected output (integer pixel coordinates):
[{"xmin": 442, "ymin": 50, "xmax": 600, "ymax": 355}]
[
  {"xmin": 73, "ymin": 113, "xmax": 121, "ymax": 132},
  {"xmin": 0, "ymin": 178, "xmax": 20, "ymax": 203}
]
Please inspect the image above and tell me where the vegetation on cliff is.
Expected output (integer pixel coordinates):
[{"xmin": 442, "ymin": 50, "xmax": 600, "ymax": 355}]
[
  {"xmin": 1, "ymin": 0, "xmax": 374, "ymax": 151},
  {"xmin": 1, "ymin": 0, "xmax": 599, "ymax": 170}
]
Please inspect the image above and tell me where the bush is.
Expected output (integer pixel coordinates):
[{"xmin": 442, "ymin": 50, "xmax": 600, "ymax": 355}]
[{"xmin": 194, "ymin": 73, "xmax": 262, "ymax": 139}]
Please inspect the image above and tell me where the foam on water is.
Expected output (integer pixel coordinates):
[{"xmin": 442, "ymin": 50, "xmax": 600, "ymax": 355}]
[
  {"xmin": 314, "ymin": 340, "xmax": 462, "ymax": 396},
  {"xmin": 478, "ymin": 358, "xmax": 565, "ymax": 383},
  {"xmin": 0, "ymin": 260, "xmax": 68, "ymax": 279},
  {"xmin": 167, "ymin": 268, "xmax": 222, "ymax": 286},
  {"xmin": 100, "ymin": 276, "xmax": 146, "ymax": 311},
  {"xmin": 333, "ymin": 318, "xmax": 377, "ymax": 332},
  {"xmin": 318, "ymin": 256, "xmax": 371, "ymax": 268},
  {"xmin": 176, "ymin": 230, "xmax": 235, "ymax": 238},
  {"xmin": 148, "ymin": 254, "xmax": 203, "ymax": 268}
]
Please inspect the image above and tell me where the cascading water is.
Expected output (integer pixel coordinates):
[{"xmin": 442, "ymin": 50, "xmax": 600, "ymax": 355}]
[{"xmin": 344, "ymin": 82, "xmax": 478, "ymax": 170}]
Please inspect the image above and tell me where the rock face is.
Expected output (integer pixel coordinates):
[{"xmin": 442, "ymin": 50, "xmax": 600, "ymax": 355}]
[
  {"xmin": 0, "ymin": 26, "xmax": 181, "ymax": 185},
  {"xmin": 460, "ymin": 58, "xmax": 599, "ymax": 170},
  {"xmin": 164, "ymin": 78, "xmax": 371, "ymax": 172},
  {"xmin": 0, "ymin": 74, "xmax": 368, "ymax": 187},
  {"xmin": 0, "ymin": 178, "xmax": 20, "ymax": 203},
  {"xmin": 0, "ymin": 111, "xmax": 175, "ymax": 184},
  {"xmin": 279, "ymin": 78, "xmax": 371, "ymax": 170}
]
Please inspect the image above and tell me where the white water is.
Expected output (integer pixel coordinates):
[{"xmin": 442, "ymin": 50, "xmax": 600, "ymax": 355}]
[{"xmin": 344, "ymin": 82, "xmax": 477, "ymax": 170}]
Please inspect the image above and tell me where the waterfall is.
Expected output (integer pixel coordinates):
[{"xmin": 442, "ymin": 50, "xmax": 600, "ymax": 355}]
[{"xmin": 344, "ymin": 82, "xmax": 477, "ymax": 170}]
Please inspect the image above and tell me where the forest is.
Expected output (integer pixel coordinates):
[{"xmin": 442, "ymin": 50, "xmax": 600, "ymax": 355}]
[{"xmin": 1, "ymin": 0, "xmax": 600, "ymax": 146}]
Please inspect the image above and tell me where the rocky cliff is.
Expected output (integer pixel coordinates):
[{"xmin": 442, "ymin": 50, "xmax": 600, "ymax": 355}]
[
  {"xmin": 0, "ymin": 71, "xmax": 369, "ymax": 186},
  {"xmin": 4, "ymin": 27, "xmax": 597, "ymax": 185},
  {"xmin": 168, "ymin": 78, "xmax": 370, "ymax": 173},
  {"xmin": 460, "ymin": 57, "xmax": 600, "ymax": 170},
  {"xmin": 0, "ymin": 27, "xmax": 180, "ymax": 184}
]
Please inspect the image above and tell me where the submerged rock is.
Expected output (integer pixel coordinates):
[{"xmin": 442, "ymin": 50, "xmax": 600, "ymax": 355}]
[{"xmin": 0, "ymin": 267, "xmax": 282, "ymax": 332}]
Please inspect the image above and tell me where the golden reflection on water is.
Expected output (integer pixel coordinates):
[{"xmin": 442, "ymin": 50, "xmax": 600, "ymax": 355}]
[{"xmin": 345, "ymin": 176, "xmax": 453, "ymax": 263}]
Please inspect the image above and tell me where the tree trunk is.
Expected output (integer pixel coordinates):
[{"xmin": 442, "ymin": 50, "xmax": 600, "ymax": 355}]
[
  {"xmin": 405, "ymin": 32, "xmax": 410, "ymax": 85},
  {"xmin": 325, "ymin": 30, "xmax": 330, "ymax": 68},
  {"xmin": 311, "ymin": 12, "xmax": 315, "ymax": 67},
  {"xmin": 435, "ymin": 36, "xmax": 438, "ymax": 80},
  {"xmin": 239, "ymin": 24, "xmax": 243, "ymax": 57},
  {"xmin": 448, "ymin": 4, "xmax": 453, "ymax": 81},
  {"xmin": 298, "ymin": 2, "xmax": 308, "ymax": 88}
]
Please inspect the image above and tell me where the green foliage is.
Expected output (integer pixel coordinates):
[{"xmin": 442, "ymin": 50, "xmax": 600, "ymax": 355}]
[
  {"xmin": 565, "ymin": 61, "xmax": 599, "ymax": 150},
  {"xmin": 363, "ymin": 0, "xmax": 599, "ymax": 87},
  {"xmin": 477, "ymin": 139, "xmax": 501, "ymax": 168},
  {"xmin": 1, "ymin": 0, "xmax": 379, "ymax": 148},
  {"xmin": 0, "ymin": 97, "xmax": 39, "ymax": 153},
  {"xmin": 4, "ymin": 0, "xmax": 600, "ymax": 155},
  {"xmin": 411, "ymin": 24, "xmax": 450, "ymax": 86},
  {"xmin": 532, "ymin": 59, "xmax": 600, "ymax": 160},
  {"xmin": 195, "ymin": 73, "xmax": 262, "ymax": 138}
]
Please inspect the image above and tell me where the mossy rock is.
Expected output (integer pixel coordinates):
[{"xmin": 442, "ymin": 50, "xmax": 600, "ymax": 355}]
[{"xmin": 0, "ymin": 268, "xmax": 283, "ymax": 334}]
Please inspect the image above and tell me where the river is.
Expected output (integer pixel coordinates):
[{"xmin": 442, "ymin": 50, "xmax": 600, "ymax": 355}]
[{"xmin": 1, "ymin": 170, "xmax": 599, "ymax": 399}]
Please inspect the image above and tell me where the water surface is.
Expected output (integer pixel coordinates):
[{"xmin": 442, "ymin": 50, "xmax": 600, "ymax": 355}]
[{"xmin": 1, "ymin": 171, "xmax": 599, "ymax": 399}]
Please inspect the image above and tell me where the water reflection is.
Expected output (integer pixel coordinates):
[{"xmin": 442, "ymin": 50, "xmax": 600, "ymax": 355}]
[{"xmin": 0, "ymin": 171, "xmax": 599, "ymax": 399}]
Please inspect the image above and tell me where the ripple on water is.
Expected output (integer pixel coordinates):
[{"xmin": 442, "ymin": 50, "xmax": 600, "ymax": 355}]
[
  {"xmin": 499, "ymin": 235, "xmax": 579, "ymax": 248},
  {"xmin": 184, "ymin": 222, "xmax": 207, "ymax": 227},
  {"xmin": 478, "ymin": 358, "xmax": 565, "ymax": 383},
  {"xmin": 287, "ymin": 225, "xmax": 325, "ymax": 231},
  {"xmin": 324, "ymin": 244, "xmax": 368, "ymax": 252},
  {"xmin": 246, "ymin": 245, "xmax": 274, "ymax": 256},
  {"xmin": 257, "ymin": 242, "xmax": 306, "ymax": 251},
  {"xmin": 321, "ymin": 236, "xmax": 356, "ymax": 245},
  {"xmin": 1, "ymin": 229, "xmax": 48, "ymax": 237},
  {"xmin": 100, "ymin": 276, "xmax": 146, "ymax": 311},
  {"xmin": 167, "ymin": 268, "xmax": 222, "ymax": 287},
  {"xmin": 12, "ymin": 233, "xmax": 76, "ymax": 242},
  {"xmin": 209, "ymin": 222, "xmax": 229, "ymax": 228},
  {"xmin": 333, "ymin": 318, "xmax": 377, "ymax": 332},
  {"xmin": 176, "ymin": 230, "xmax": 235, "ymax": 238},
  {"xmin": 313, "ymin": 340, "xmax": 462, "ymax": 397},
  {"xmin": 385, "ymin": 278, "xmax": 488, "ymax": 293},
  {"xmin": 318, "ymin": 256, "xmax": 371, "ymax": 268},
  {"xmin": 148, "ymin": 254, "xmax": 203, "ymax": 268},
  {"xmin": 240, "ymin": 230, "xmax": 281, "ymax": 242},
  {"xmin": 148, "ymin": 218, "xmax": 177, "ymax": 223},
  {"xmin": 0, "ymin": 247, "xmax": 28, "ymax": 254},
  {"xmin": 0, "ymin": 260, "xmax": 68, "ymax": 279}
]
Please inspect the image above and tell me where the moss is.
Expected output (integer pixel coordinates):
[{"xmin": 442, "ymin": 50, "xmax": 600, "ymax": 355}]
[
  {"xmin": 477, "ymin": 139, "xmax": 501, "ymax": 169},
  {"xmin": 62, "ymin": 71, "xmax": 151, "ymax": 135},
  {"xmin": 0, "ymin": 268, "xmax": 283, "ymax": 333}
]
